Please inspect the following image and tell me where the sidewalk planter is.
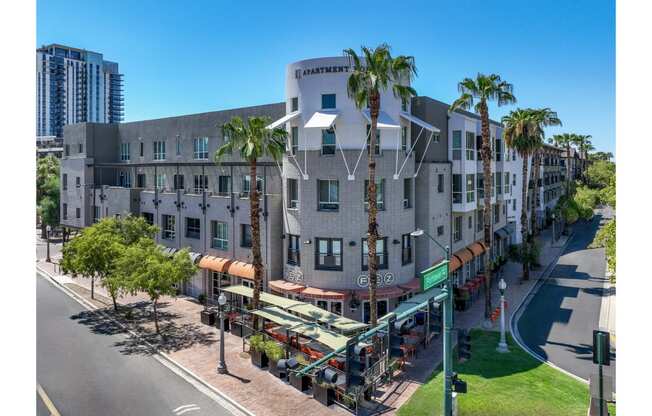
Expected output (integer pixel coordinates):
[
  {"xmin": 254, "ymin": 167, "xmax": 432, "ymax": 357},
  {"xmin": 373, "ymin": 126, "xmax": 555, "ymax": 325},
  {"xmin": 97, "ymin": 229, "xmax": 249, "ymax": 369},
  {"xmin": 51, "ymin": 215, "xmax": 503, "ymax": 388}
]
[
  {"xmin": 289, "ymin": 372, "xmax": 311, "ymax": 392},
  {"xmin": 215, "ymin": 317, "xmax": 230, "ymax": 332},
  {"xmin": 250, "ymin": 349, "xmax": 268, "ymax": 368},
  {"xmin": 313, "ymin": 382, "xmax": 335, "ymax": 406},
  {"xmin": 200, "ymin": 310, "xmax": 216, "ymax": 326},
  {"xmin": 268, "ymin": 359, "xmax": 286, "ymax": 379},
  {"xmin": 265, "ymin": 342, "xmax": 286, "ymax": 378},
  {"xmin": 231, "ymin": 321, "xmax": 252, "ymax": 337}
]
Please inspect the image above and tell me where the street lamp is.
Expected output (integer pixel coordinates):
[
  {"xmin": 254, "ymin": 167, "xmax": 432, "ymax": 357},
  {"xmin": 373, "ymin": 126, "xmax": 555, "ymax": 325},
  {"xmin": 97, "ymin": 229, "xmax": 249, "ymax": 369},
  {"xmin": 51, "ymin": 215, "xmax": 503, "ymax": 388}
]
[
  {"xmin": 497, "ymin": 278, "xmax": 509, "ymax": 353},
  {"xmin": 411, "ymin": 228, "xmax": 453, "ymax": 416},
  {"xmin": 217, "ymin": 292, "xmax": 228, "ymax": 374},
  {"xmin": 46, "ymin": 225, "xmax": 52, "ymax": 263}
]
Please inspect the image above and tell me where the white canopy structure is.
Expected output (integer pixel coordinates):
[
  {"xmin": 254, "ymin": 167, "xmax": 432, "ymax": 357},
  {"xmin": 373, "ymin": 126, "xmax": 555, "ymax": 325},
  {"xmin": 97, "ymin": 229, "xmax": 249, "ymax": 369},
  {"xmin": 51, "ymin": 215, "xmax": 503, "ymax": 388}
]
[
  {"xmin": 361, "ymin": 109, "xmax": 401, "ymax": 130},
  {"xmin": 266, "ymin": 111, "xmax": 301, "ymax": 130},
  {"xmin": 304, "ymin": 110, "xmax": 339, "ymax": 129},
  {"xmin": 399, "ymin": 111, "xmax": 440, "ymax": 133}
]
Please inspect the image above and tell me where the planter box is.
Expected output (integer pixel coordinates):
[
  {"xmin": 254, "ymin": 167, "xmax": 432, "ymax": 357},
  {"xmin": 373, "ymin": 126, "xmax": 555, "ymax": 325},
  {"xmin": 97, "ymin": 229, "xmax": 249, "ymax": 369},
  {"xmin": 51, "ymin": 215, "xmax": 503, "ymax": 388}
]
[
  {"xmin": 313, "ymin": 383, "xmax": 335, "ymax": 406},
  {"xmin": 216, "ymin": 317, "xmax": 230, "ymax": 332},
  {"xmin": 289, "ymin": 372, "xmax": 311, "ymax": 392},
  {"xmin": 268, "ymin": 359, "xmax": 287, "ymax": 379},
  {"xmin": 250, "ymin": 349, "xmax": 269, "ymax": 368},
  {"xmin": 231, "ymin": 321, "xmax": 252, "ymax": 337},
  {"xmin": 200, "ymin": 310, "xmax": 216, "ymax": 326}
]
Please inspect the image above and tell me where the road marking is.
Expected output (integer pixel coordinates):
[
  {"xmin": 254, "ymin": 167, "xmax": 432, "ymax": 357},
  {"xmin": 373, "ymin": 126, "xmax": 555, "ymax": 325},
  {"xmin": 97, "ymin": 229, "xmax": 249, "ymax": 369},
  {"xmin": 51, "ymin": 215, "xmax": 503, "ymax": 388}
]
[
  {"xmin": 174, "ymin": 404, "xmax": 198, "ymax": 412},
  {"xmin": 174, "ymin": 404, "xmax": 201, "ymax": 415},
  {"xmin": 37, "ymin": 384, "xmax": 62, "ymax": 416}
]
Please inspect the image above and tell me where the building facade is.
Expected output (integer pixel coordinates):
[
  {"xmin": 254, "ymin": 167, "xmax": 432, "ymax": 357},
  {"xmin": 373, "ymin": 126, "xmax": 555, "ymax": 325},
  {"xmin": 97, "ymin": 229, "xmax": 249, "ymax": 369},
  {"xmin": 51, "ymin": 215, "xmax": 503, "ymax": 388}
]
[
  {"xmin": 60, "ymin": 56, "xmax": 525, "ymax": 322},
  {"xmin": 36, "ymin": 44, "xmax": 124, "ymax": 138}
]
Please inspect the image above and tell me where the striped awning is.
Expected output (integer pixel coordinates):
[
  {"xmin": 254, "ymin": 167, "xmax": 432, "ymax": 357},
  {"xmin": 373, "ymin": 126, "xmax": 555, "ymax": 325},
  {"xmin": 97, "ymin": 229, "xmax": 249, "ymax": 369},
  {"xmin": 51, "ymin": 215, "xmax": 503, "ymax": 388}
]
[{"xmin": 269, "ymin": 279, "xmax": 305, "ymax": 294}]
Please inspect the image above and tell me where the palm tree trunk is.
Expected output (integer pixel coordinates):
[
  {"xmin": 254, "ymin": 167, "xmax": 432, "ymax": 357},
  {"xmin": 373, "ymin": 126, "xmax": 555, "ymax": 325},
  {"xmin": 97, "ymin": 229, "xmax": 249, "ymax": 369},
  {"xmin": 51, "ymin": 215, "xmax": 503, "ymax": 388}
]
[
  {"xmin": 153, "ymin": 298, "xmax": 160, "ymax": 334},
  {"xmin": 91, "ymin": 275, "xmax": 95, "ymax": 299},
  {"xmin": 367, "ymin": 93, "xmax": 380, "ymax": 328},
  {"xmin": 521, "ymin": 154, "xmax": 530, "ymax": 281},
  {"xmin": 41, "ymin": 221, "xmax": 47, "ymax": 240},
  {"xmin": 566, "ymin": 144, "xmax": 571, "ymax": 196},
  {"xmin": 479, "ymin": 102, "xmax": 493, "ymax": 320},
  {"xmin": 249, "ymin": 161, "xmax": 263, "ymax": 330}
]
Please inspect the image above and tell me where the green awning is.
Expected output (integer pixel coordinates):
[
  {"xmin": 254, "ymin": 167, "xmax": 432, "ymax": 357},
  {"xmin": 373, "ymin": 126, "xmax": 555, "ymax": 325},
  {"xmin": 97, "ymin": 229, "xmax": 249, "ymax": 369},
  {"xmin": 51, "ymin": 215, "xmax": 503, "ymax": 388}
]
[
  {"xmin": 380, "ymin": 286, "xmax": 444, "ymax": 321},
  {"xmin": 250, "ymin": 306, "xmax": 306, "ymax": 328},
  {"xmin": 221, "ymin": 285, "xmax": 367, "ymax": 333}
]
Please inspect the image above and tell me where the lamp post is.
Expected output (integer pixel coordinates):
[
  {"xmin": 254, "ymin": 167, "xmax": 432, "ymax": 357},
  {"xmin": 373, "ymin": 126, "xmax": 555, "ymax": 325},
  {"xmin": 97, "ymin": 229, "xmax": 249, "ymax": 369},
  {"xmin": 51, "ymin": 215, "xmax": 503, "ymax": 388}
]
[
  {"xmin": 411, "ymin": 228, "xmax": 452, "ymax": 416},
  {"xmin": 217, "ymin": 292, "xmax": 228, "ymax": 374},
  {"xmin": 46, "ymin": 225, "xmax": 51, "ymax": 263},
  {"xmin": 497, "ymin": 278, "xmax": 509, "ymax": 353}
]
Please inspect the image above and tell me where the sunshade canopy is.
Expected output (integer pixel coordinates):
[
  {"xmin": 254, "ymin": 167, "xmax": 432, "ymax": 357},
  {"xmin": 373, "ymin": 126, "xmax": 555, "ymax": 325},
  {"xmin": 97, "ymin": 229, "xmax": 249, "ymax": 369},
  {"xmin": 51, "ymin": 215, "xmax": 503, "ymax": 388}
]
[
  {"xmin": 381, "ymin": 286, "xmax": 444, "ymax": 326},
  {"xmin": 454, "ymin": 248, "xmax": 473, "ymax": 264},
  {"xmin": 399, "ymin": 111, "xmax": 441, "ymax": 133},
  {"xmin": 266, "ymin": 111, "xmax": 301, "ymax": 130},
  {"xmin": 494, "ymin": 228, "xmax": 509, "ymax": 239},
  {"xmin": 448, "ymin": 256, "xmax": 462, "ymax": 272},
  {"xmin": 467, "ymin": 242, "xmax": 486, "ymax": 257},
  {"xmin": 304, "ymin": 111, "xmax": 339, "ymax": 129},
  {"xmin": 361, "ymin": 109, "xmax": 400, "ymax": 129}
]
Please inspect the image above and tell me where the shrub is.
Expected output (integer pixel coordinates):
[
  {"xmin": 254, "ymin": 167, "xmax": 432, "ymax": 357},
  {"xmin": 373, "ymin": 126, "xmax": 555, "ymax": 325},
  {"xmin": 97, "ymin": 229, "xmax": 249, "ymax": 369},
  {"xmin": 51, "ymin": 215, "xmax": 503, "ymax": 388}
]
[
  {"xmin": 249, "ymin": 334, "xmax": 266, "ymax": 352},
  {"xmin": 264, "ymin": 341, "xmax": 285, "ymax": 361},
  {"xmin": 563, "ymin": 204, "xmax": 579, "ymax": 224}
]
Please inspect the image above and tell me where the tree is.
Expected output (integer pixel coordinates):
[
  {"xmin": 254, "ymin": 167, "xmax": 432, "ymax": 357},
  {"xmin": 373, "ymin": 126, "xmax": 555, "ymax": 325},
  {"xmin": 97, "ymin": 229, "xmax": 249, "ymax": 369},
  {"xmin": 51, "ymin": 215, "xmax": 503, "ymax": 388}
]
[
  {"xmin": 450, "ymin": 74, "xmax": 516, "ymax": 321},
  {"xmin": 590, "ymin": 151, "xmax": 613, "ymax": 162},
  {"xmin": 592, "ymin": 219, "xmax": 616, "ymax": 282},
  {"xmin": 117, "ymin": 239, "xmax": 196, "ymax": 333},
  {"xmin": 36, "ymin": 155, "xmax": 60, "ymax": 238},
  {"xmin": 549, "ymin": 133, "xmax": 577, "ymax": 196},
  {"xmin": 215, "ymin": 116, "xmax": 286, "ymax": 329},
  {"xmin": 585, "ymin": 160, "xmax": 615, "ymax": 189},
  {"xmin": 502, "ymin": 109, "xmax": 539, "ymax": 281},
  {"xmin": 344, "ymin": 44, "xmax": 417, "ymax": 327}
]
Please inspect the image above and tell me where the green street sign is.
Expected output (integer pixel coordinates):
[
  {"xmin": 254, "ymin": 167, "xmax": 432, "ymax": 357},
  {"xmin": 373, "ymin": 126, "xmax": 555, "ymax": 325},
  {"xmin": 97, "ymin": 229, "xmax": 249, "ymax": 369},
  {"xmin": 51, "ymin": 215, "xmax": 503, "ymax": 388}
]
[{"xmin": 420, "ymin": 261, "xmax": 449, "ymax": 292}]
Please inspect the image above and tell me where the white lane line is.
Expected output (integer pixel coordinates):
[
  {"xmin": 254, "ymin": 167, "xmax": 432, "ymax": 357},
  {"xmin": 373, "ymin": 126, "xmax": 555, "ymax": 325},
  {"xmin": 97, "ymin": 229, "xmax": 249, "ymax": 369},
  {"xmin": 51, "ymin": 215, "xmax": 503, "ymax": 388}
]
[
  {"xmin": 174, "ymin": 404, "xmax": 198, "ymax": 412},
  {"xmin": 37, "ymin": 384, "xmax": 62, "ymax": 416},
  {"xmin": 176, "ymin": 406, "xmax": 201, "ymax": 415}
]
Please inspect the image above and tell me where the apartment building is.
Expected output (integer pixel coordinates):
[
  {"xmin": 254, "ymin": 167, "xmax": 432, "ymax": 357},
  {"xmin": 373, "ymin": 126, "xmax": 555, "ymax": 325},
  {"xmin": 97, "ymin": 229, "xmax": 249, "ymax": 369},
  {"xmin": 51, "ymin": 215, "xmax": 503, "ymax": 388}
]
[
  {"xmin": 532, "ymin": 144, "xmax": 564, "ymax": 228},
  {"xmin": 36, "ymin": 44, "xmax": 124, "ymax": 138},
  {"xmin": 60, "ymin": 56, "xmax": 524, "ymax": 322}
]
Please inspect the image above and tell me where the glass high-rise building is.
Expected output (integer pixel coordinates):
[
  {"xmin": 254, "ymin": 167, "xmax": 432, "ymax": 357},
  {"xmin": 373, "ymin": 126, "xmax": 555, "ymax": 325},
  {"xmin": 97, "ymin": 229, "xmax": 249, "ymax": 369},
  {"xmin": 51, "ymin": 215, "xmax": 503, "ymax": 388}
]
[{"xmin": 36, "ymin": 44, "xmax": 124, "ymax": 137}]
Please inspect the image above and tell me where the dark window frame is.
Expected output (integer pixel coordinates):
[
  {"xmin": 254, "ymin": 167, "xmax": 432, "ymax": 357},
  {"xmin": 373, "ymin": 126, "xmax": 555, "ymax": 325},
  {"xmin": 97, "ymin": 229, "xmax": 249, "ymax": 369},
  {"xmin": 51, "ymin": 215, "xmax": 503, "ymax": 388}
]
[
  {"xmin": 185, "ymin": 217, "xmax": 201, "ymax": 239},
  {"xmin": 315, "ymin": 237, "xmax": 343, "ymax": 271},
  {"xmin": 287, "ymin": 234, "xmax": 300, "ymax": 266},
  {"xmin": 361, "ymin": 237, "xmax": 388, "ymax": 271}
]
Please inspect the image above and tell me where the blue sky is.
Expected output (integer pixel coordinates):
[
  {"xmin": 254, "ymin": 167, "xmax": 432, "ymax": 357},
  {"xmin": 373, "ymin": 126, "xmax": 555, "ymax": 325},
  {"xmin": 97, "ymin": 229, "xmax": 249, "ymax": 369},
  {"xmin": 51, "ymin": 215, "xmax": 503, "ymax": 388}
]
[{"xmin": 37, "ymin": 0, "xmax": 615, "ymax": 154}]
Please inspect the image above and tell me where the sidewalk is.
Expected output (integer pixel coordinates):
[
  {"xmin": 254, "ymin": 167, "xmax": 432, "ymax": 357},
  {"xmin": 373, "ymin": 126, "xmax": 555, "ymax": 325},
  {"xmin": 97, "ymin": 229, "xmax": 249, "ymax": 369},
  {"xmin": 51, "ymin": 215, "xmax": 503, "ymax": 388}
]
[
  {"xmin": 35, "ymin": 225, "xmax": 570, "ymax": 416},
  {"xmin": 367, "ymin": 226, "xmax": 571, "ymax": 415}
]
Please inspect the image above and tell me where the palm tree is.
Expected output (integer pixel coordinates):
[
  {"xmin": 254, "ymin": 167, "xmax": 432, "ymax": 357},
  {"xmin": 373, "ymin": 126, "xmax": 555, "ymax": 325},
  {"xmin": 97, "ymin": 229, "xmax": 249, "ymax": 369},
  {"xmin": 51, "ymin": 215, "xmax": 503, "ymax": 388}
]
[
  {"xmin": 502, "ymin": 109, "xmax": 539, "ymax": 281},
  {"xmin": 449, "ymin": 74, "xmax": 516, "ymax": 321},
  {"xmin": 526, "ymin": 109, "xmax": 562, "ymax": 236},
  {"xmin": 344, "ymin": 44, "xmax": 417, "ymax": 328},
  {"xmin": 215, "ymin": 116, "xmax": 286, "ymax": 328},
  {"xmin": 549, "ymin": 133, "xmax": 575, "ymax": 196}
]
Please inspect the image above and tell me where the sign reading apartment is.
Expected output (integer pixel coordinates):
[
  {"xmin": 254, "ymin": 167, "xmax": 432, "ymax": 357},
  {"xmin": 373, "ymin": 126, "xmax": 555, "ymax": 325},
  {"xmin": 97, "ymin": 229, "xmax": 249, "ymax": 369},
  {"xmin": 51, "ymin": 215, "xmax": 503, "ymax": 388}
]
[
  {"xmin": 295, "ymin": 65, "xmax": 350, "ymax": 79},
  {"xmin": 420, "ymin": 261, "xmax": 449, "ymax": 292}
]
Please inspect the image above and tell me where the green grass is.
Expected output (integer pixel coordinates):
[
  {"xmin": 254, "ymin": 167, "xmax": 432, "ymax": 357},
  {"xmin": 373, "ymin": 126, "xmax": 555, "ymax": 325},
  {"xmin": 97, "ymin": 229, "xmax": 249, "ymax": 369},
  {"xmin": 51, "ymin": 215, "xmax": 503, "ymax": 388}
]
[{"xmin": 398, "ymin": 330, "xmax": 614, "ymax": 416}]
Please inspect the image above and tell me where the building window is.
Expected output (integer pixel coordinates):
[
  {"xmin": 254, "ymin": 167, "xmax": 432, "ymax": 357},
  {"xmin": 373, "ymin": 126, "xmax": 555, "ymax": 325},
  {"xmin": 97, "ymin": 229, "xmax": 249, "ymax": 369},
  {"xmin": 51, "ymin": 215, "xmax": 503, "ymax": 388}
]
[
  {"xmin": 288, "ymin": 178, "xmax": 299, "ymax": 209},
  {"xmin": 467, "ymin": 216, "xmax": 473, "ymax": 230},
  {"xmin": 193, "ymin": 137, "xmax": 208, "ymax": 160},
  {"xmin": 93, "ymin": 206, "xmax": 100, "ymax": 223},
  {"xmin": 318, "ymin": 179, "xmax": 339, "ymax": 211},
  {"xmin": 211, "ymin": 221, "xmax": 228, "ymax": 250},
  {"xmin": 118, "ymin": 172, "xmax": 131, "ymax": 188},
  {"xmin": 218, "ymin": 175, "xmax": 231, "ymax": 196},
  {"xmin": 193, "ymin": 175, "xmax": 208, "ymax": 193},
  {"xmin": 291, "ymin": 126, "xmax": 299, "ymax": 155},
  {"xmin": 466, "ymin": 174, "xmax": 475, "ymax": 203},
  {"xmin": 137, "ymin": 174, "xmax": 146, "ymax": 188},
  {"xmin": 330, "ymin": 301, "xmax": 342, "ymax": 316},
  {"xmin": 291, "ymin": 97, "xmax": 299, "ymax": 112},
  {"xmin": 494, "ymin": 203, "xmax": 500, "ymax": 223},
  {"xmin": 438, "ymin": 174, "xmax": 444, "ymax": 193},
  {"xmin": 142, "ymin": 212, "xmax": 154, "ymax": 225},
  {"xmin": 185, "ymin": 217, "xmax": 200, "ymax": 239},
  {"xmin": 119, "ymin": 142, "xmax": 130, "ymax": 161},
  {"xmin": 162, "ymin": 215, "xmax": 175, "ymax": 240},
  {"xmin": 366, "ymin": 125, "xmax": 381, "ymax": 155},
  {"xmin": 477, "ymin": 173, "xmax": 484, "ymax": 199},
  {"xmin": 505, "ymin": 172, "xmax": 510, "ymax": 194},
  {"xmin": 76, "ymin": 207, "xmax": 80, "ymax": 219},
  {"xmin": 452, "ymin": 174, "xmax": 462, "ymax": 204},
  {"xmin": 466, "ymin": 132, "xmax": 475, "ymax": 160},
  {"xmin": 156, "ymin": 174, "xmax": 166, "ymax": 190},
  {"xmin": 454, "ymin": 216, "xmax": 462, "ymax": 242},
  {"xmin": 287, "ymin": 234, "xmax": 300, "ymax": 265},
  {"xmin": 437, "ymin": 225, "xmax": 444, "ymax": 236},
  {"xmin": 176, "ymin": 136, "xmax": 182, "ymax": 156},
  {"xmin": 362, "ymin": 237, "xmax": 388, "ymax": 270},
  {"xmin": 62, "ymin": 174, "xmax": 67, "ymax": 190},
  {"xmin": 476, "ymin": 209, "xmax": 484, "ymax": 232},
  {"xmin": 401, "ymin": 126, "xmax": 409, "ymax": 153},
  {"xmin": 212, "ymin": 271, "xmax": 231, "ymax": 296},
  {"xmin": 78, "ymin": 143, "xmax": 83, "ymax": 153},
  {"xmin": 321, "ymin": 94, "xmax": 336, "ymax": 109},
  {"xmin": 315, "ymin": 238, "xmax": 342, "ymax": 270},
  {"xmin": 402, "ymin": 234, "xmax": 412, "ymax": 265},
  {"xmin": 364, "ymin": 178, "xmax": 385, "ymax": 210},
  {"xmin": 513, "ymin": 174, "xmax": 517, "ymax": 186},
  {"xmin": 139, "ymin": 142, "xmax": 144, "ymax": 157},
  {"xmin": 62, "ymin": 203, "xmax": 67, "ymax": 220},
  {"xmin": 495, "ymin": 138, "xmax": 502, "ymax": 161},
  {"xmin": 403, "ymin": 178, "xmax": 412, "ymax": 208},
  {"xmin": 240, "ymin": 224, "xmax": 252, "ymax": 248},
  {"xmin": 452, "ymin": 131, "xmax": 462, "ymax": 160},
  {"xmin": 241, "ymin": 175, "xmax": 263, "ymax": 197},
  {"xmin": 495, "ymin": 172, "xmax": 502, "ymax": 196},
  {"xmin": 173, "ymin": 174, "xmax": 184, "ymax": 191},
  {"xmin": 154, "ymin": 141, "xmax": 166, "ymax": 160},
  {"xmin": 513, "ymin": 198, "xmax": 517, "ymax": 211},
  {"xmin": 64, "ymin": 144, "xmax": 70, "ymax": 157},
  {"xmin": 321, "ymin": 128, "xmax": 336, "ymax": 155}
]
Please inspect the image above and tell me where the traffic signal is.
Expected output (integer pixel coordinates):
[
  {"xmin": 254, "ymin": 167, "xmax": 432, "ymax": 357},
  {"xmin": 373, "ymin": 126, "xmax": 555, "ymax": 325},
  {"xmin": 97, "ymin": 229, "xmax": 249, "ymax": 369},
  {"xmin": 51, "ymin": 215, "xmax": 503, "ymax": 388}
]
[
  {"xmin": 452, "ymin": 372, "xmax": 467, "ymax": 394},
  {"xmin": 458, "ymin": 329, "xmax": 471, "ymax": 360},
  {"xmin": 387, "ymin": 316, "xmax": 404, "ymax": 358},
  {"xmin": 345, "ymin": 339, "xmax": 367, "ymax": 387}
]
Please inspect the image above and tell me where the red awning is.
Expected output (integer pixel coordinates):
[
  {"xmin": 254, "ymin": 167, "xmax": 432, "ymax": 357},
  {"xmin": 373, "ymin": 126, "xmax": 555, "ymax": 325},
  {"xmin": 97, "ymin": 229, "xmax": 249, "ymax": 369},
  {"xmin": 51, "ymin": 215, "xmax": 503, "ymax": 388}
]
[
  {"xmin": 226, "ymin": 261, "xmax": 255, "ymax": 281},
  {"xmin": 356, "ymin": 286, "xmax": 404, "ymax": 300},
  {"xmin": 301, "ymin": 287, "xmax": 345, "ymax": 300},
  {"xmin": 198, "ymin": 256, "xmax": 232, "ymax": 273},
  {"xmin": 398, "ymin": 278, "xmax": 421, "ymax": 292},
  {"xmin": 269, "ymin": 279, "xmax": 305, "ymax": 294}
]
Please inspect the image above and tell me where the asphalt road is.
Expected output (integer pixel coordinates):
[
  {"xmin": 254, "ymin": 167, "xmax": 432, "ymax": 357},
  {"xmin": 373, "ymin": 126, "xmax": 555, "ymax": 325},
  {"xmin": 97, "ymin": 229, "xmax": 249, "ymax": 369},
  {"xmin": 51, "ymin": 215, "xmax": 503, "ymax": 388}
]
[
  {"xmin": 36, "ymin": 273, "xmax": 236, "ymax": 416},
  {"xmin": 517, "ymin": 209, "xmax": 615, "ymax": 387}
]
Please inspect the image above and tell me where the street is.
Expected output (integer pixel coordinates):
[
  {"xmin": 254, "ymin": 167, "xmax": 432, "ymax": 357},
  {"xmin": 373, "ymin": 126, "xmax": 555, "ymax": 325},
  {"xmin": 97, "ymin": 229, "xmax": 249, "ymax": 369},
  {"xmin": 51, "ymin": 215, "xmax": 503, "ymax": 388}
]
[
  {"xmin": 36, "ymin": 272, "xmax": 237, "ymax": 416},
  {"xmin": 517, "ymin": 209, "xmax": 616, "ymax": 387}
]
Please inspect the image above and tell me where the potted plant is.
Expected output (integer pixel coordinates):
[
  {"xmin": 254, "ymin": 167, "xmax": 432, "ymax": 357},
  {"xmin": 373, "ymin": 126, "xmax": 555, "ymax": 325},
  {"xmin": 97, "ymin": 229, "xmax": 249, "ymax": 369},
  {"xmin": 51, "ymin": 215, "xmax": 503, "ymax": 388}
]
[
  {"xmin": 265, "ymin": 341, "xmax": 286, "ymax": 378},
  {"xmin": 249, "ymin": 334, "xmax": 268, "ymax": 368},
  {"xmin": 199, "ymin": 294, "xmax": 216, "ymax": 326},
  {"xmin": 289, "ymin": 354, "xmax": 311, "ymax": 392}
]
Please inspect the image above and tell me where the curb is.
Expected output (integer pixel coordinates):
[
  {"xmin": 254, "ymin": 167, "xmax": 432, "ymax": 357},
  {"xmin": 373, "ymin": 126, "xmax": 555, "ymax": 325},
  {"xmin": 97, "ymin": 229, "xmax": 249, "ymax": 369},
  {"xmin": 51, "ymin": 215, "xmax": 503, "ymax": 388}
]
[
  {"xmin": 36, "ymin": 266, "xmax": 255, "ymax": 416},
  {"xmin": 508, "ymin": 232, "xmax": 590, "ymax": 385}
]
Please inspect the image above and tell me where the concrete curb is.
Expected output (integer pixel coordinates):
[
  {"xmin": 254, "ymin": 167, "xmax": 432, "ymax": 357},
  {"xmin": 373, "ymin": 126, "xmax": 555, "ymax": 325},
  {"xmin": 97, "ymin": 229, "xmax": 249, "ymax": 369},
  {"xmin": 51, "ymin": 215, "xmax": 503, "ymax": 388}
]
[
  {"xmin": 36, "ymin": 266, "xmax": 255, "ymax": 416},
  {"xmin": 508, "ymin": 232, "xmax": 590, "ymax": 385}
]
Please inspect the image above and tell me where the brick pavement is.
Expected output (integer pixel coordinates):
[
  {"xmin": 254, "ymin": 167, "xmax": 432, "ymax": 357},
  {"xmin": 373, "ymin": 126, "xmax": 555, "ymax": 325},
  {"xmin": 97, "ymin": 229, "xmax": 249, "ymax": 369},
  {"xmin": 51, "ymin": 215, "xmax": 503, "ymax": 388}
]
[{"xmin": 35, "ymin": 225, "xmax": 570, "ymax": 416}]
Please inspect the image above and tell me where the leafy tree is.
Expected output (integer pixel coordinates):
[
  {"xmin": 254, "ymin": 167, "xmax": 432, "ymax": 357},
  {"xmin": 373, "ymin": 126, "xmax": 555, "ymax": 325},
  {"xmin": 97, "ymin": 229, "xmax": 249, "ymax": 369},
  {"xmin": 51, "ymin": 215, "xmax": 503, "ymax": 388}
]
[
  {"xmin": 592, "ymin": 219, "xmax": 616, "ymax": 282},
  {"xmin": 37, "ymin": 156, "xmax": 60, "ymax": 238},
  {"xmin": 116, "ymin": 239, "xmax": 196, "ymax": 333},
  {"xmin": 590, "ymin": 151, "xmax": 613, "ymax": 162},
  {"xmin": 450, "ymin": 73, "xmax": 516, "ymax": 320},
  {"xmin": 344, "ymin": 44, "xmax": 417, "ymax": 327},
  {"xmin": 585, "ymin": 160, "xmax": 615, "ymax": 189},
  {"xmin": 215, "ymin": 116, "xmax": 286, "ymax": 329}
]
